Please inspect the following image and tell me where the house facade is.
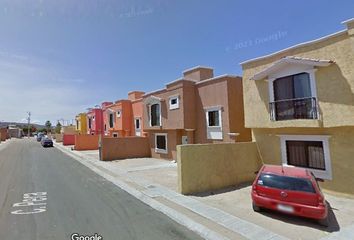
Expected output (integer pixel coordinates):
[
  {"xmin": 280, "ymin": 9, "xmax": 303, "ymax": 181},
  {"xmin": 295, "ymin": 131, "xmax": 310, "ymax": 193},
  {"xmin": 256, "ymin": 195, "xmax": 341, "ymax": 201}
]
[
  {"xmin": 143, "ymin": 66, "xmax": 251, "ymax": 160},
  {"xmin": 102, "ymin": 91, "xmax": 145, "ymax": 138},
  {"xmin": 75, "ymin": 113, "xmax": 87, "ymax": 134},
  {"xmin": 129, "ymin": 91, "xmax": 145, "ymax": 137},
  {"xmin": 87, "ymin": 102, "xmax": 112, "ymax": 135},
  {"xmin": 241, "ymin": 19, "xmax": 354, "ymax": 195}
]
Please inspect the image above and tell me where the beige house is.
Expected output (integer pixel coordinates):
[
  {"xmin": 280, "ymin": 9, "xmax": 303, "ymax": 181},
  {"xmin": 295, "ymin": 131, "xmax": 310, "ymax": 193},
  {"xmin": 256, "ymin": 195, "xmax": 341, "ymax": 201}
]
[
  {"xmin": 241, "ymin": 18, "xmax": 354, "ymax": 195},
  {"xmin": 143, "ymin": 66, "xmax": 251, "ymax": 160}
]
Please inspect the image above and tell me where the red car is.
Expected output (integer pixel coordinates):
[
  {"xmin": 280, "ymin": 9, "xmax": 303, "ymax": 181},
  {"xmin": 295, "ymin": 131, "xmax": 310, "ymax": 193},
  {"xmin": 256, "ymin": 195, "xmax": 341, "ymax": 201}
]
[{"xmin": 251, "ymin": 165, "xmax": 329, "ymax": 226}]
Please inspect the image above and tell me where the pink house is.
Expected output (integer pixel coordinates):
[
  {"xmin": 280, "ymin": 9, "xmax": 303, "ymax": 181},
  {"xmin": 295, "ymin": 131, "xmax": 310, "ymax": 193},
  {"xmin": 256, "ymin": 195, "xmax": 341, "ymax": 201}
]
[{"xmin": 87, "ymin": 102, "xmax": 112, "ymax": 135}]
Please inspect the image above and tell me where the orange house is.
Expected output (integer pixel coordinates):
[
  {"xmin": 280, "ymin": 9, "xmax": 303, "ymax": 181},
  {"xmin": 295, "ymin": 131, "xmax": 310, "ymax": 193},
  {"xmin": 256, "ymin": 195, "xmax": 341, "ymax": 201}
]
[
  {"xmin": 129, "ymin": 91, "xmax": 145, "ymax": 137},
  {"xmin": 103, "ymin": 91, "xmax": 145, "ymax": 138}
]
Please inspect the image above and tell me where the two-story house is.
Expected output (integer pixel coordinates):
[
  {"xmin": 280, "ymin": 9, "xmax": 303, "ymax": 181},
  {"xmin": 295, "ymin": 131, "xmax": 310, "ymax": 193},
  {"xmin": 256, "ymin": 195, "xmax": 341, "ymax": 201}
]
[
  {"xmin": 129, "ymin": 91, "xmax": 146, "ymax": 137},
  {"xmin": 143, "ymin": 66, "xmax": 251, "ymax": 160},
  {"xmin": 241, "ymin": 18, "xmax": 354, "ymax": 195},
  {"xmin": 87, "ymin": 102, "xmax": 112, "ymax": 135},
  {"xmin": 102, "ymin": 91, "xmax": 145, "ymax": 137},
  {"xmin": 75, "ymin": 113, "xmax": 87, "ymax": 134}
]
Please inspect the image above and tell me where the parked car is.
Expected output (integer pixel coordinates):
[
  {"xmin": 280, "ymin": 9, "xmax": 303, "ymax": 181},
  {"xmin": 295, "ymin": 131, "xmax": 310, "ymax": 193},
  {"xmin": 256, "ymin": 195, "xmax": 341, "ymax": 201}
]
[
  {"xmin": 36, "ymin": 133, "xmax": 44, "ymax": 142},
  {"xmin": 251, "ymin": 165, "xmax": 329, "ymax": 226},
  {"xmin": 41, "ymin": 137, "xmax": 53, "ymax": 147}
]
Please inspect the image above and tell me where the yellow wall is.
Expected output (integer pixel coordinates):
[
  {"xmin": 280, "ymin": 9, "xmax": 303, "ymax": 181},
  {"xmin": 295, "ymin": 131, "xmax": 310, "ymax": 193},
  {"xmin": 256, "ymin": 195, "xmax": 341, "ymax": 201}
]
[
  {"xmin": 76, "ymin": 113, "xmax": 87, "ymax": 134},
  {"xmin": 177, "ymin": 142, "xmax": 262, "ymax": 194},
  {"xmin": 253, "ymin": 127, "xmax": 354, "ymax": 195},
  {"xmin": 241, "ymin": 25, "xmax": 354, "ymax": 196},
  {"xmin": 242, "ymin": 31, "xmax": 354, "ymax": 129}
]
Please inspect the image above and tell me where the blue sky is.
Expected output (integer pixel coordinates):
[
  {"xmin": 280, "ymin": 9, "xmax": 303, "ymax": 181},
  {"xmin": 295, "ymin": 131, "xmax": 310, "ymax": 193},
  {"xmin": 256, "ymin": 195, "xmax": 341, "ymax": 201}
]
[{"xmin": 0, "ymin": 0, "xmax": 353, "ymax": 125}]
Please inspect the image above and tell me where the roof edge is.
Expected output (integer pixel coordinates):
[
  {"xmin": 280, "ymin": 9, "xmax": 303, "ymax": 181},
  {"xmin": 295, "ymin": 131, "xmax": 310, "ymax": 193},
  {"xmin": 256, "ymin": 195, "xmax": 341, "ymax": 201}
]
[{"xmin": 240, "ymin": 29, "xmax": 346, "ymax": 66}]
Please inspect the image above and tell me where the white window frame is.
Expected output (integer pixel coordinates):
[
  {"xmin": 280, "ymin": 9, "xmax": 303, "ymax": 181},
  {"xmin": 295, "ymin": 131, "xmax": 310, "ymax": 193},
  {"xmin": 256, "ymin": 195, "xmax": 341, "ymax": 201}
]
[
  {"xmin": 112, "ymin": 132, "xmax": 118, "ymax": 138},
  {"xmin": 135, "ymin": 118, "xmax": 141, "ymax": 136},
  {"xmin": 149, "ymin": 103, "xmax": 162, "ymax": 127},
  {"xmin": 279, "ymin": 134, "xmax": 332, "ymax": 180},
  {"xmin": 155, "ymin": 133, "xmax": 168, "ymax": 154},
  {"xmin": 169, "ymin": 95, "xmax": 180, "ymax": 110},
  {"xmin": 205, "ymin": 106, "xmax": 223, "ymax": 140},
  {"xmin": 268, "ymin": 67, "xmax": 319, "ymax": 120},
  {"xmin": 116, "ymin": 110, "xmax": 121, "ymax": 118},
  {"xmin": 109, "ymin": 113, "xmax": 115, "ymax": 128}
]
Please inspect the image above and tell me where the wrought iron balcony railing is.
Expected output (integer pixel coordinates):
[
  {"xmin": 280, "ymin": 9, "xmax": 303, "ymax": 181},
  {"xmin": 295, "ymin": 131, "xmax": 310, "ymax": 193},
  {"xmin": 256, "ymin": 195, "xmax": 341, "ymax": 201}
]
[{"xmin": 269, "ymin": 97, "xmax": 318, "ymax": 121}]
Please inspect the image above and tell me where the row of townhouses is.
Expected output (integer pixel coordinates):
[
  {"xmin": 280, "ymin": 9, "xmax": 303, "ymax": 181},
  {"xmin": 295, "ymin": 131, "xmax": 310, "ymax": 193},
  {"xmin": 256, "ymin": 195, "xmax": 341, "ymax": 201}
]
[{"xmin": 65, "ymin": 18, "xmax": 353, "ymax": 195}]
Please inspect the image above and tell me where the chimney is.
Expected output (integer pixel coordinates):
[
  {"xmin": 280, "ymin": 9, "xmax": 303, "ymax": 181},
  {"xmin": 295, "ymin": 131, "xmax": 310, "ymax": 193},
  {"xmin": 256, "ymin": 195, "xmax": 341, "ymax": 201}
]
[
  {"xmin": 183, "ymin": 66, "xmax": 214, "ymax": 81},
  {"xmin": 128, "ymin": 91, "xmax": 145, "ymax": 101},
  {"xmin": 342, "ymin": 18, "xmax": 354, "ymax": 36}
]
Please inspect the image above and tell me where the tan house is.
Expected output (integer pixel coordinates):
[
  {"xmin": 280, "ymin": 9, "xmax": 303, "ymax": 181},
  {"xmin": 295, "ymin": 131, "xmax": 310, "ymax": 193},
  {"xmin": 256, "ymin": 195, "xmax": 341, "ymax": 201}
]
[
  {"xmin": 143, "ymin": 66, "xmax": 251, "ymax": 160},
  {"xmin": 241, "ymin": 18, "xmax": 354, "ymax": 195}
]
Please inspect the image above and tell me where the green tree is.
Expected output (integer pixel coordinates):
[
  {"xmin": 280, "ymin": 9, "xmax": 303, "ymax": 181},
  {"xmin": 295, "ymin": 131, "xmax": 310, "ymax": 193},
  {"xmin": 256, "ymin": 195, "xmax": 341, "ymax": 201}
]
[
  {"xmin": 45, "ymin": 120, "xmax": 52, "ymax": 133},
  {"xmin": 55, "ymin": 121, "xmax": 62, "ymax": 134}
]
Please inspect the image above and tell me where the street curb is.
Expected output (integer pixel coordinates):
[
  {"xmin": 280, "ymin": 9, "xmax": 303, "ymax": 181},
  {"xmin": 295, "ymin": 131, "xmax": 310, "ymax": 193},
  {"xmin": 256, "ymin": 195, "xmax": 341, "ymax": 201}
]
[{"xmin": 53, "ymin": 142, "xmax": 229, "ymax": 240}]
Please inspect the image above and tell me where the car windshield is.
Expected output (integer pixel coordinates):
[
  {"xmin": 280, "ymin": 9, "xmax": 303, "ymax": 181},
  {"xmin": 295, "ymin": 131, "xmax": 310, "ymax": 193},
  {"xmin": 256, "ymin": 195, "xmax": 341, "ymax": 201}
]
[{"xmin": 258, "ymin": 173, "xmax": 315, "ymax": 193}]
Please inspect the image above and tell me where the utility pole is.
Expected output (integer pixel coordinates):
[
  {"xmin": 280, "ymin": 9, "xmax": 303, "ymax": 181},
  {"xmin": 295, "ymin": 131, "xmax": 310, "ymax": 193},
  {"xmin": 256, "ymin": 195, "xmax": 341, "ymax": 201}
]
[{"xmin": 27, "ymin": 112, "xmax": 31, "ymax": 138}]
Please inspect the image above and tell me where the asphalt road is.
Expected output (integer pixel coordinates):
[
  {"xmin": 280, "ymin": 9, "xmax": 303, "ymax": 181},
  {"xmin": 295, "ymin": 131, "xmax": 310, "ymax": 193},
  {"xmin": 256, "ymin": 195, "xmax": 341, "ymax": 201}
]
[{"xmin": 0, "ymin": 139, "xmax": 202, "ymax": 240}]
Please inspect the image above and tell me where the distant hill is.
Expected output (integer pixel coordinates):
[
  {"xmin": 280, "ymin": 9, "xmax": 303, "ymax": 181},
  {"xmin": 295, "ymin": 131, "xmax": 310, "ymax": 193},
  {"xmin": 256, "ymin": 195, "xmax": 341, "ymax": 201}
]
[{"xmin": 0, "ymin": 122, "xmax": 46, "ymax": 129}]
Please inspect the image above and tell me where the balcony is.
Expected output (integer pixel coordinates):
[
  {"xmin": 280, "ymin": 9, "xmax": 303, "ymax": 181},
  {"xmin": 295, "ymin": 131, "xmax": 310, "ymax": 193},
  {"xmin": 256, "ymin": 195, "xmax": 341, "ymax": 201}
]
[{"xmin": 269, "ymin": 97, "xmax": 318, "ymax": 121}]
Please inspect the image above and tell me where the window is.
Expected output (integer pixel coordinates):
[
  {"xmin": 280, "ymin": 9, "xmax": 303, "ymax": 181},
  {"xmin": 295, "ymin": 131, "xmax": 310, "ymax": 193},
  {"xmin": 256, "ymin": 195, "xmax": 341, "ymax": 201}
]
[
  {"xmin": 169, "ymin": 96, "xmax": 179, "ymax": 110},
  {"xmin": 104, "ymin": 124, "xmax": 107, "ymax": 131},
  {"xmin": 109, "ymin": 113, "xmax": 114, "ymax": 128},
  {"xmin": 113, "ymin": 133, "xmax": 118, "ymax": 138},
  {"xmin": 286, "ymin": 141, "xmax": 325, "ymax": 170},
  {"xmin": 205, "ymin": 107, "xmax": 223, "ymax": 140},
  {"xmin": 280, "ymin": 135, "xmax": 332, "ymax": 180},
  {"xmin": 208, "ymin": 110, "xmax": 220, "ymax": 127},
  {"xmin": 258, "ymin": 174, "xmax": 315, "ymax": 193},
  {"xmin": 270, "ymin": 72, "xmax": 318, "ymax": 121},
  {"xmin": 116, "ymin": 110, "xmax": 121, "ymax": 118},
  {"xmin": 76, "ymin": 120, "xmax": 79, "ymax": 130},
  {"xmin": 150, "ymin": 103, "xmax": 161, "ymax": 126},
  {"xmin": 155, "ymin": 133, "xmax": 167, "ymax": 153},
  {"xmin": 88, "ymin": 118, "xmax": 92, "ymax": 129},
  {"xmin": 135, "ymin": 118, "xmax": 140, "ymax": 129}
]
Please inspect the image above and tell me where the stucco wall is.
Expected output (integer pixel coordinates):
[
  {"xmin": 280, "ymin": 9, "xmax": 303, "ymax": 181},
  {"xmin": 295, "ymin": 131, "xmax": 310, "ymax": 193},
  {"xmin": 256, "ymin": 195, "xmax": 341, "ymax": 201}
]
[
  {"xmin": 0, "ymin": 129, "xmax": 7, "ymax": 141},
  {"xmin": 177, "ymin": 142, "xmax": 262, "ymax": 194},
  {"xmin": 195, "ymin": 77, "xmax": 251, "ymax": 143},
  {"xmin": 100, "ymin": 137, "xmax": 151, "ymax": 161},
  {"xmin": 61, "ymin": 126, "xmax": 77, "ymax": 135},
  {"xmin": 242, "ymin": 31, "xmax": 354, "ymax": 128},
  {"xmin": 143, "ymin": 80, "xmax": 196, "ymax": 130},
  {"xmin": 147, "ymin": 130, "xmax": 182, "ymax": 160},
  {"xmin": 132, "ymin": 98, "xmax": 144, "ymax": 136},
  {"xmin": 55, "ymin": 134, "xmax": 63, "ymax": 142},
  {"xmin": 74, "ymin": 134, "xmax": 99, "ymax": 151},
  {"xmin": 63, "ymin": 134, "xmax": 75, "ymax": 146},
  {"xmin": 253, "ymin": 127, "xmax": 354, "ymax": 195}
]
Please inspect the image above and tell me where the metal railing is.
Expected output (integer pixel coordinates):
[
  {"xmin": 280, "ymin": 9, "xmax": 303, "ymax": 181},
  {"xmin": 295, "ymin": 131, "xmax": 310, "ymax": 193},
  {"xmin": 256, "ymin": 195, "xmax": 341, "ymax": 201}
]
[{"xmin": 269, "ymin": 97, "xmax": 318, "ymax": 121}]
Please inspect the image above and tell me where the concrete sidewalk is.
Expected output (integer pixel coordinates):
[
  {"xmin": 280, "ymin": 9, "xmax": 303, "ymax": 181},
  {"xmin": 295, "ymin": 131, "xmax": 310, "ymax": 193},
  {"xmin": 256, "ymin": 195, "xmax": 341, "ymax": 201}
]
[{"xmin": 54, "ymin": 141, "xmax": 354, "ymax": 240}]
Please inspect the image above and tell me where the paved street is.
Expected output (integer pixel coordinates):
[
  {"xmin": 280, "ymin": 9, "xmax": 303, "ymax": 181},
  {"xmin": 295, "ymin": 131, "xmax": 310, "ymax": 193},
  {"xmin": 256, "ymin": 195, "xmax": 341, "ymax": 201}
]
[{"xmin": 0, "ymin": 139, "xmax": 202, "ymax": 240}]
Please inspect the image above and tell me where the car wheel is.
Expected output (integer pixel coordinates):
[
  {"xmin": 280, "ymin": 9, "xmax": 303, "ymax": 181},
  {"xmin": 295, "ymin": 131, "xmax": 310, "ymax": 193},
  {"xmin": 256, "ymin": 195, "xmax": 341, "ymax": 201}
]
[
  {"xmin": 252, "ymin": 202, "xmax": 261, "ymax": 212},
  {"xmin": 318, "ymin": 217, "xmax": 329, "ymax": 227}
]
